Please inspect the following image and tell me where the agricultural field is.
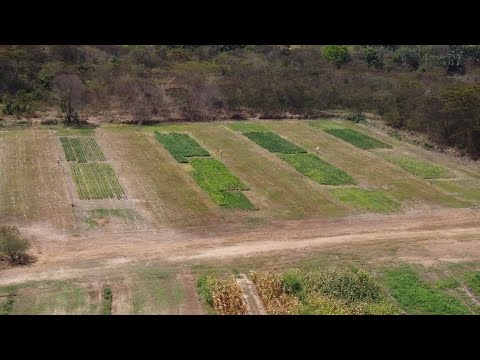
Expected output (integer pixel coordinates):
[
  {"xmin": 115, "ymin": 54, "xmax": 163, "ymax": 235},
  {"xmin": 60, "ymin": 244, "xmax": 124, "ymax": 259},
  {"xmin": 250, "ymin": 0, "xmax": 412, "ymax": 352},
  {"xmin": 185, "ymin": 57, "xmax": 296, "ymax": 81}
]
[
  {"xmin": 325, "ymin": 128, "xmax": 392, "ymax": 150},
  {"xmin": 85, "ymin": 208, "xmax": 141, "ymax": 229},
  {"xmin": 278, "ymin": 153, "xmax": 355, "ymax": 186},
  {"xmin": 155, "ymin": 132, "xmax": 209, "ymax": 163},
  {"xmin": 189, "ymin": 158, "xmax": 255, "ymax": 210},
  {"xmin": 331, "ymin": 188, "xmax": 400, "ymax": 214},
  {"xmin": 60, "ymin": 137, "xmax": 106, "ymax": 163},
  {"xmin": 70, "ymin": 163, "xmax": 126, "ymax": 200},
  {"xmin": 380, "ymin": 153, "xmax": 453, "ymax": 179},
  {"xmin": 243, "ymin": 131, "xmax": 307, "ymax": 154}
]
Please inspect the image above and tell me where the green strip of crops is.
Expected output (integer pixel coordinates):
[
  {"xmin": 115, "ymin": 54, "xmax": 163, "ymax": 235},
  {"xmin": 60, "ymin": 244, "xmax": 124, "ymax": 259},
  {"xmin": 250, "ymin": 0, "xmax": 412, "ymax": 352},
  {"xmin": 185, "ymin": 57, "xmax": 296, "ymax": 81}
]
[
  {"xmin": 243, "ymin": 131, "xmax": 307, "ymax": 154},
  {"xmin": 331, "ymin": 188, "xmax": 400, "ymax": 213},
  {"xmin": 189, "ymin": 157, "xmax": 255, "ymax": 210},
  {"xmin": 70, "ymin": 163, "xmax": 126, "ymax": 200},
  {"xmin": 382, "ymin": 155, "xmax": 453, "ymax": 179},
  {"xmin": 278, "ymin": 153, "xmax": 355, "ymax": 185},
  {"xmin": 325, "ymin": 128, "xmax": 392, "ymax": 150},
  {"xmin": 155, "ymin": 132, "xmax": 210, "ymax": 163}
]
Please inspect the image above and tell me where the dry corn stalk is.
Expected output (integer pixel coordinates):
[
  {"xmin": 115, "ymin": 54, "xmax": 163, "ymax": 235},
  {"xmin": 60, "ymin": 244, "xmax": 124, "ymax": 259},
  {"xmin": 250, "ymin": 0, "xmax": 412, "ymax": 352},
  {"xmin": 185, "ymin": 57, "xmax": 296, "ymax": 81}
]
[
  {"xmin": 250, "ymin": 271, "xmax": 300, "ymax": 315},
  {"xmin": 208, "ymin": 275, "xmax": 248, "ymax": 315}
]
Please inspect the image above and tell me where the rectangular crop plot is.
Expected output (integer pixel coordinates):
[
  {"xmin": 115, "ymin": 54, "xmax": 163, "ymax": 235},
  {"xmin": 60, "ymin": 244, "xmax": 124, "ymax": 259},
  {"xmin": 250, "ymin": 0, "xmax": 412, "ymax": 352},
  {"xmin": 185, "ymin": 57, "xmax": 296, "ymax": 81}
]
[
  {"xmin": 331, "ymin": 188, "xmax": 400, "ymax": 214},
  {"xmin": 325, "ymin": 128, "xmax": 392, "ymax": 150},
  {"xmin": 155, "ymin": 132, "xmax": 210, "ymax": 163},
  {"xmin": 189, "ymin": 157, "xmax": 255, "ymax": 210},
  {"xmin": 70, "ymin": 163, "xmax": 126, "ymax": 200},
  {"xmin": 381, "ymin": 154, "xmax": 453, "ymax": 179},
  {"xmin": 243, "ymin": 131, "xmax": 307, "ymax": 154},
  {"xmin": 278, "ymin": 153, "xmax": 355, "ymax": 185},
  {"xmin": 60, "ymin": 137, "xmax": 106, "ymax": 162},
  {"xmin": 228, "ymin": 122, "xmax": 268, "ymax": 132}
]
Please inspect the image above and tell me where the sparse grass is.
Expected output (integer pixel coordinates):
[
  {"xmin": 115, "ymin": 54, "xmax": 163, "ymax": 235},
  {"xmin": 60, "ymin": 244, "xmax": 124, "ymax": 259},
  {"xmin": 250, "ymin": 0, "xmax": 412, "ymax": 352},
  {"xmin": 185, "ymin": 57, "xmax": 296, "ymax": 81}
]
[
  {"xmin": 227, "ymin": 122, "xmax": 268, "ymax": 132},
  {"xmin": 434, "ymin": 180, "xmax": 480, "ymax": 205},
  {"xmin": 70, "ymin": 163, "xmax": 126, "ymax": 200},
  {"xmin": 465, "ymin": 272, "xmax": 480, "ymax": 296},
  {"xmin": 382, "ymin": 266, "xmax": 471, "ymax": 315},
  {"xmin": 243, "ymin": 131, "xmax": 307, "ymax": 154},
  {"xmin": 155, "ymin": 132, "xmax": 210, "ymax": 163},
  {"xmin": 325, "ymin": 128, "xmax": 392, "ymax": 150},
  {"xmin": 48, "ymin": 124, "xmax": 96, "ymax": 136},
  {"xmin": 278, "ymin": 153, "xmax": 355, "ymax": 185},
  {"xmin": 85, "ymin": 208, "xmax": 141, "ymax": 228},
  {"xmin": 381, "ymin": 154, "xmax": 453, "ymax": 179},
  {"xmin": 308, "ymin": 119, "xmax": 346, "ymax": 130},
  {"xmin": 189, "ymin": 157, "xmax": 256, "ymax": 210},
  {"xmin": 331, "ymin": 188, "xmax": 400, "ymax": 213}
]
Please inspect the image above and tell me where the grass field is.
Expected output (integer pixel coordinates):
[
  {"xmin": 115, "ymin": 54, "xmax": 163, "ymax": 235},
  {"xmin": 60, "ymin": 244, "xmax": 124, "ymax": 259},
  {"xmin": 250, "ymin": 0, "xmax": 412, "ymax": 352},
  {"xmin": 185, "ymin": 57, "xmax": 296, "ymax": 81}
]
[
  {"xmin": 227, "ymin": 122, "xmax": 268, "ymax": 132},
  {"xmin": 155, "ymin": 132, "xmax": 210, "ymax": 163},
  {"xmin": 381, "ymin": 154, "xmax": 453, "ymax": 179},
  {"xmin": 331, "ymin": 188, "xmax": 400, "ymax": 213},
  {"xmin": 243, "ymin": 131, "xmax": 307, "ymax": 154},
  {"xmin": 325, "ymin": 128, "xmax": 392, "ymax": 150},
  {"xmin": 60, "ymin": 137, "xmax": 106, "ymax": 163},
  {"xmin": 71, "ymin": 163, "xmax": 126, "ymax": 200},
  {"xmin": 381, "ymin": 266, "xmax": 471, "ymax": 315},
  {"xmin": 85, "ymin": 208, "xmax": 141, "ymax": 228},
  {"xmin": 189, "ymin": 158, "xmax": 255, "ymax": 210},
  {"xmin": 278, "ymin": 153, "xmax": 355, "ymax": 185}
]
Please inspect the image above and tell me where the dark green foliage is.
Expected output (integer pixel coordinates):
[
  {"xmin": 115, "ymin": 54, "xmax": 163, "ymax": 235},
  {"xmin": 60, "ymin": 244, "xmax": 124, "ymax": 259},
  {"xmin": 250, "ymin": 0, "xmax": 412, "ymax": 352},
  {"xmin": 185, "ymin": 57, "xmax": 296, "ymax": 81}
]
[
  {"xmin": 0, "ymin": 226, "xmax": 30, "ymax": 264},
  {"xmin": 101, "ymin": 286, "xmax": 113, "ymax": 315},
  {"xmin": 322, "ymin": 45, "xmax": 350, "ymax": 68},
  {"xmin": 282, "ymin": 273, "xmax": 304, "ymax": 297},
  {"xmin": 278, "ymin": 153, "xmax": 355, "ymax": 185},
  {"xmin": 345, "ymin": 113, "xmax": 366, "ymax": 123},
  {"xmin": 325, "ymin": 128, "xmax": 392, "ymax": 150},
  {"xmin": 466, "ymin": 272, "xmax": 480, "ymax": 296},
  {"xmin": 189, "ymin": 158, "xmax": 255, "ymax": 210},
  {"xmin": 2, "ymin": 90, "xmax": 36, "ymax": 115},
  {"xmin": 155, "ymin": 132, "xmax": 210, "ymax": 163},
  {"xmin": 382, "ymin": 267, "xmax": 470, "ymax": 315},
  {"xmin": 243, "ymin": 131, "xmax": 306, "ymax": 154}
]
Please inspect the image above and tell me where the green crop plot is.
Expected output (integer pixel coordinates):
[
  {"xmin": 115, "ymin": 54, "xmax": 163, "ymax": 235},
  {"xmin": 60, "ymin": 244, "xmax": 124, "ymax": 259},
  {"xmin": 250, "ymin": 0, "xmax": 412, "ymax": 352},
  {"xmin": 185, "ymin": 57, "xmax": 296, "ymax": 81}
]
[
  {"xmin": 325, "ymin": 128, "xmax": 392, "ymax": 150},
  {"xmin": 155, "ymin": 132, "xmax": 210, "ymax": 163},
  {"xmin": 331, "ymin": 188, "xmax": 400, "ymax": 213},
  {"xmin": 381, "ymin": 154, "xmax": 453, "ymax": 179},
  {"xmin": 228, "ymin": 122, "xmax": 268, "ymax": 132},
  {"xmin": 278, "ymin": 153, "xmax": 355, "ymax": 185},
  {"xmin": 382, "ymin": 267, "xmax": 470, "ymax": 315},
  {"xmin": 60, "ymin": 137, "xmax": 106, "ymax": 162},
  {"xmin": 243, "ymin": 131, "xmax": 307, "ymax": 154},
  {"xmin": 189, "ymin": 158, "xmax": 255, "ymax": 210},
  {"xmin": 70, "ymin": 163, "xmax": 126, "ymax": 200}
]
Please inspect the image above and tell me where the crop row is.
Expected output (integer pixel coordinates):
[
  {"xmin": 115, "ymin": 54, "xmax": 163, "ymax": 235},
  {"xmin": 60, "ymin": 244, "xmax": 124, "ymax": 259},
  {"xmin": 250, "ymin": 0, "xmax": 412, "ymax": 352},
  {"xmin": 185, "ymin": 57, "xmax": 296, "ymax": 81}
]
[
  {"xmin": 278, "ymin": 153, "xmax": 355, "ymax": 185},
  {"xmin": 70, "ymin": 163, "xmax": 126, "ymax": 200},
  {"xmin": 381, "ymin": 154, "xmax": 452, "ymax": 179},
  {"xmin": 324, "ymin": 128, "xmax": 392, "ymax": 150},
  {"xmin": 243, "ymin": 131, "xmax": 307, "ymax": 154},
  {"xmin": 155, "ymin": 132, "xmax": 210, "ymax": 163},
  {"xmin": 60, "ymin": 137, "xmax": 106, "ymax": 162},
  {"xmin": 189, "ymin": 157, "xmax": 255, "ymax": 210}
]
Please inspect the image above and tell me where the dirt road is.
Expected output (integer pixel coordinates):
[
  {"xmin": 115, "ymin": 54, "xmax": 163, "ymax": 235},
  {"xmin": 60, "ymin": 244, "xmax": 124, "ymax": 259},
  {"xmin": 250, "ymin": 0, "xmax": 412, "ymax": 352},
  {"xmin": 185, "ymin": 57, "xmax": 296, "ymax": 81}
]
[{"xmin": 1, "ymin": 208, "xmax": 479, "ymax": 286}]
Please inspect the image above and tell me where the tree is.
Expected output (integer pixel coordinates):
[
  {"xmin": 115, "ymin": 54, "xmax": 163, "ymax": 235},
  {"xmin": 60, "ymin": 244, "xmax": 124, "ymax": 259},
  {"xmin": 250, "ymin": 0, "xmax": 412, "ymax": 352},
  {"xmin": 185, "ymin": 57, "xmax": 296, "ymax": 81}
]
[
  {"xmin": 0, "ymin": 226, "xmax": 30, "ymax": 265},
  {"xmin": 322, "ymin": 45, "xmax": 350, "ymax": 68},
  {"xmin": 53, "ymin": 73, "xmax": 85, "ymax": 124}
]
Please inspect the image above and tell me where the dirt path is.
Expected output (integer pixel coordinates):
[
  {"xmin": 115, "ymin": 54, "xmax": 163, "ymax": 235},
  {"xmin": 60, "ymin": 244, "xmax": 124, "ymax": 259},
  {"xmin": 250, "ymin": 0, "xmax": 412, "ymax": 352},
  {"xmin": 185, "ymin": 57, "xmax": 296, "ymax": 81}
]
[
  {"xmin": 1, "ymin": 208, "xmax": 480, "ymax": 286},
  {"xmin": 236, "ymin": 273, "xmax": 267, "ymax": 315}
]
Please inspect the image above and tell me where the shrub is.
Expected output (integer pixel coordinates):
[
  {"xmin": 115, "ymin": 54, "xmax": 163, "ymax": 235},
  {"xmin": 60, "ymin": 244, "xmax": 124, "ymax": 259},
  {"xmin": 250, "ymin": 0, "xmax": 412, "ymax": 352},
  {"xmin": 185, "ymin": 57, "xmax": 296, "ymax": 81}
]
[
  {"xmin": 0, "ymin": 226, "xmax": 31, "ymax": 265},
  {"xmin": 2, "ymin": 90, "xmax": 36, "ymax": 116},
  {"xmin": 101, "ymin": 286, "xmax": 113, "ymax": 315},
  {"xmin": 345, "ymin": 113, "xmax": 366, "ymax": 123},
  {"xmin": 322, "ymin": 45, "xmax": 351, "ymax": 68},
  {"xmin": 282, "ymin": 272, "xmax": 304, "ymax": 297}
]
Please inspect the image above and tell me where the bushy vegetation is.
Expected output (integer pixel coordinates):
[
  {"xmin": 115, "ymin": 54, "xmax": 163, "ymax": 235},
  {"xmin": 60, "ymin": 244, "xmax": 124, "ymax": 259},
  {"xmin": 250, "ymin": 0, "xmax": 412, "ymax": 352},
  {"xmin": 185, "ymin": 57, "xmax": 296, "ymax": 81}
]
[
  {"xmin": 331, "ymin": 188, "xmax": 400, "ymax": 213},
  {"xmin": 381, "ymin": 155, "xmax": 452, "ymax": 179},
  {"xmin": 382, "ymin": 266, "xmax": 470, "ymax": 315},
  {"xmin": 0, "ymin": 226, "xmax": 30, "ymax": 265},
  {"xmin": 243, "ymin": 131, "xmax": 306, "ymax": 154},
  {"xmin": 189, "ymin": 158, "xmax": 255, "ymax": 210},
  {"xmin": 60, "ymin": 137, "xmax": 106, "ymax": 163},
  {"xmin": 325, "ymin": 128, "xmax": 392, "ymax": 150},
  {"xmin": 2, "ymin": 45, "xmax": 480, "ymax": 158},
  {"xmin": 70, "ymin": 163, "xmax": 126, "ymax": 200},
  {"xmin": 155, "ymin": 132, "xmax": 209, "ymax": 163},
  {"xmin": 278, "ymin": 153, "xmax": 355, "ymax": 185},
  {"xmin": 101, "ymin": 286, "xmax": 113, "ymax": 315},
  {"xmin": 251, "ymin": 268, "xmax": 398, "ymax": 315},
  {"xmin": 465, "ymin": 272, "xmax": 480, "ymax": 296}
]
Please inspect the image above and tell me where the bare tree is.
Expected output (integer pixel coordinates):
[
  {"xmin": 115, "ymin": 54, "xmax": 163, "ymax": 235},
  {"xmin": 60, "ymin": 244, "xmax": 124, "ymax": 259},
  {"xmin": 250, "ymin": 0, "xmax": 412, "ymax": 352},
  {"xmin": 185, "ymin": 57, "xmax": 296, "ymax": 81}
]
[{"xmin": 53, "ymin": 73, "xmax": 86, "ymax": 125}]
